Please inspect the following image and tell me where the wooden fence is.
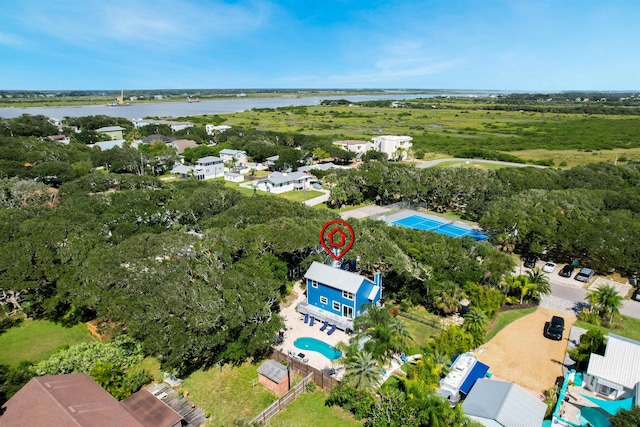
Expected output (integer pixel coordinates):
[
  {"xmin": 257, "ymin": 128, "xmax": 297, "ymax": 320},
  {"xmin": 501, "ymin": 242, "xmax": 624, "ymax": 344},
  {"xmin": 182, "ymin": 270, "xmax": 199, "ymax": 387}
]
[
  {"xmin": 250, "ymin": 373, "xmax": 314, "ymax": 425},
  {"xmin": 398, "ymin": 311, "xmax": 444, "ymax": 329},
  {"xmin": 270, "ymin": 348, "xmax": 340, "ymax": 391}
]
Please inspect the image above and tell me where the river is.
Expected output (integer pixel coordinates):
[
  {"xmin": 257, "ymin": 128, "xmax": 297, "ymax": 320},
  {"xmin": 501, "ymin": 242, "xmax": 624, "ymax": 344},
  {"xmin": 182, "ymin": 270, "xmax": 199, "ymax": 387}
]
[{"xmin": 0, "ymin": 94, "xmax": 446, "ymax": 119}]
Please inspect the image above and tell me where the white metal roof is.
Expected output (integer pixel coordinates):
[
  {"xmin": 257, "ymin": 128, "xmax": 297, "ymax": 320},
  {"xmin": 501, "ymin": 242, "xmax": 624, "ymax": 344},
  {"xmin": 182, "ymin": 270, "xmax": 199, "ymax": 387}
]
[
  {"xmin": 463, "ymin": 379, "xmax": 546, "ymax": 427},
  {"xmin": 196, "ymin": 156, "xmax": 223, "ymax": 164},
  {"xmin": 587, "ymin": 334, "xmax": 640, "ymax": 389},
  {"xmin": 264, "ymin": 171, "xmax": 312, "ymax": 185},
  {"xmin": 304, "ymin": 261, "xmax": 370, "ymax": 294},
  {"xmin": 96, "ymin": 126, "xmax": 125, "ymax": 132}
]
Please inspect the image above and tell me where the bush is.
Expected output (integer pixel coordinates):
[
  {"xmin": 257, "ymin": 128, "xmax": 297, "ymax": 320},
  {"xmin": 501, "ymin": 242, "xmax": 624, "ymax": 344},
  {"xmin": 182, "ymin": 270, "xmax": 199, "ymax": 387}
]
[
  {"xmin": 325, "ymin": 383, "xmax": 375, "ymax": 420},
  {"xmin": 577, "ymin": 309, "xmax": 601, "ymax": 326},
  {"xmin": 305, "ymin": 380, "xmax": 316, "ymax": 392}
]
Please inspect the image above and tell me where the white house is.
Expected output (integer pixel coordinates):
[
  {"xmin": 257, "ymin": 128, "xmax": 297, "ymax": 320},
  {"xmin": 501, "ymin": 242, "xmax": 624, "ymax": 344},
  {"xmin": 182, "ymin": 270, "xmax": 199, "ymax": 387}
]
[
  {"xmin": 332, "ymin": 140, "xmax": 374, "ymax": 155},
  {"xmin": 131, "ymin": 119, "xmax": 193, "ymax": 132},
  {"xmin": 254, "ymin": 171, "xmax": 313, "ymax": 194},
  {"xmin": 372, "ymin": 135, "xmax": 413, "ymax": 160},
  {"xmin": 219, "ymin": 149, "xmax": 248, "ymax": 168},
  {"xmin": 170, "ymin": 156, "xmax": 224, "ymax": 180},
  {"xmin": 585, "ymin": 334, "xmax": 640, "ymax": 399},
  {"xmin": 205, "ymin": 124, "xmax": 231, "ymax": 135}
]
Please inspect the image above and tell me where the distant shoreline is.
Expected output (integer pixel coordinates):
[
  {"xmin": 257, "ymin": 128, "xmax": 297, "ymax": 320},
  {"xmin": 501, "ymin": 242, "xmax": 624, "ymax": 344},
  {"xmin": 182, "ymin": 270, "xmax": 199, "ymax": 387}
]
[{"xmin": 0, "ymin": 89, "xmax": 520, "ymax": 109}]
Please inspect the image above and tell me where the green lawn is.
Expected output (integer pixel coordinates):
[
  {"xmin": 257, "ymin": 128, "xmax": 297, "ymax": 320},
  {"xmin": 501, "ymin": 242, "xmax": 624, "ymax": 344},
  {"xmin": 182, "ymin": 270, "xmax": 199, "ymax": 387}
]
[
  {"xmin": 484, "ymin": 307, "xmax": 537, "ymax": 343},
  {"xmin": 279, "ymin": 189, "xmax": 324, "ymax": 203},
  {"xmin": 398, "ymin": 316, "xmax": 442, "ymax": 355},
  {"xmin": 223, "ymin": 181, "xmax": 323, "ymax": 203},
  {"xmin": 181, "ymin": 360, "xmax": 277, "ymax": 426},
  {"xmin": 575, "ymin": 315, "xmax": 640, "ymax": 342},
  {"xmin": 268, "ymin": 389, "xmax": 363, "ymax": 427},
  {"xmin": 0, "ymin": 319, "xmax": 95, "ymax": 367}
]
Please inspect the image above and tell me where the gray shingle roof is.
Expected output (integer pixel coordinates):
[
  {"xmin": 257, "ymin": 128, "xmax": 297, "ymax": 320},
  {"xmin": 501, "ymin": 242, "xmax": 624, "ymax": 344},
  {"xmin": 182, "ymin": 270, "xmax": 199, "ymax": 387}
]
[
  {"xmin": 462, "ymin": 379, "xmax": 546, "ymax": 427},
  {"xmin": 257, "ymin": 360, "xmax": 288, "ymax": 383},
  {"xmin": 304, "ymin": 261, "xmax": 369, "ymax": 294}
]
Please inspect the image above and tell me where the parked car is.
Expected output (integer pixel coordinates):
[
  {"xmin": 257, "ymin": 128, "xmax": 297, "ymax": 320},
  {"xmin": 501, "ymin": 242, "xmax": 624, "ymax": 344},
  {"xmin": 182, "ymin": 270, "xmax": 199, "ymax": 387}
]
[
  {"xmin": 631, "ymin": 288, "xmax": 640, "ymax": 302},
  {"xmin": 574, "ymin": 267, "xmax": 595, "ymax": 283},
  {"xmin": 523, "ymin": 255, "xmax": 538, "ymax": 268},
  {"xmin": 545, "ymin": 316, "xmax": 565, "ymax": 340},
  {"xmin": 542, "ymin": 262, "xmax": 556, "ymax": 273},
  {"xmin": 558, "ymin": 265, "xmax": 575, "ymax": 278}
]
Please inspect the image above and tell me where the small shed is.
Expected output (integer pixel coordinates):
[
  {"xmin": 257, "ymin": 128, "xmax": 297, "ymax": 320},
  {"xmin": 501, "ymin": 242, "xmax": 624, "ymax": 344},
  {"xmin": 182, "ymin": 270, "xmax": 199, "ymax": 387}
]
[
  {"xmin": 257, "ymin": 360, "xmax": 289, "ymax": 396},
  {"xmin": 224, "ymin": 172, "xmax": 244, "ymax": 183}
]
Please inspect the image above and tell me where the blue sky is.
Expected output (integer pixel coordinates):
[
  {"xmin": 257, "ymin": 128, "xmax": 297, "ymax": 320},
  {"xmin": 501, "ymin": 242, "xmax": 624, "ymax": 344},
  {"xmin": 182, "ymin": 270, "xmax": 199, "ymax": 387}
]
[{"xmin": 1, "ymin": 0, "xmax": 638, "ymax": 90}]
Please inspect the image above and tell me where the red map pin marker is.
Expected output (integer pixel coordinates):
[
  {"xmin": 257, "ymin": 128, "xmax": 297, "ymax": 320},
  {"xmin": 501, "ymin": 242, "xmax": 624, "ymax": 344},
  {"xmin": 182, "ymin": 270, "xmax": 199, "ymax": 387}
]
[{"xmin": 320, "ymin": 219, "xmax": 355, "ymax": 261}]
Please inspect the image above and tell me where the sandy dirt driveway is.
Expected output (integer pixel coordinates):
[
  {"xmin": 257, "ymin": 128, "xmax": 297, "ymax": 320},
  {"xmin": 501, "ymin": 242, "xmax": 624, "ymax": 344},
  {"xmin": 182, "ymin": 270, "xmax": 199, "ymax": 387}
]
[{"xmin": 477, "ymin": 307, "xmax": 576, "ymax": 394}]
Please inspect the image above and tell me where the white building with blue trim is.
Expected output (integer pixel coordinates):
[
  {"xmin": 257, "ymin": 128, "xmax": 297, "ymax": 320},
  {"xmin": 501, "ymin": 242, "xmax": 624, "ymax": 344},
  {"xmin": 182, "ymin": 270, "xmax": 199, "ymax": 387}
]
[{"xmin": 297, "ymin": 262, "xmax": 382, "ymax": 331}]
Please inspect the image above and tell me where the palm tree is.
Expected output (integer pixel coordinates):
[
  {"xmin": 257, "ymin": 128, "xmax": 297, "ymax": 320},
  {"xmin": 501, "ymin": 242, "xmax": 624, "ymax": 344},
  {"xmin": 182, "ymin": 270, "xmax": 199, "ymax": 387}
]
[
  {"xmin": 498, "ymin": 275, "xmax": 518, "ymax": 297},
  {"xmin": 587, "ymin": 285, "xmax": 623, "ymax": 323},
  {"xmin": 431, "ymin": 281, "xmax": 464, "ymax": 315},
  {"xmin": 464, "ymin": 308, "xmax": 488, "ymax": 337},
  {"xmin": 526, "ymin": 268, "xmax": 552, "ymax": 301},
  {"xmin": 353, "ymin": 304, "xmax": 412, "ymax": 364},
  {"xmin": 388, "ymin": 317, "xmax": 411, "ymax": 354},
  {"xmin": 342, "ymin": 350, "xmax": 382, "ymax": 391}
]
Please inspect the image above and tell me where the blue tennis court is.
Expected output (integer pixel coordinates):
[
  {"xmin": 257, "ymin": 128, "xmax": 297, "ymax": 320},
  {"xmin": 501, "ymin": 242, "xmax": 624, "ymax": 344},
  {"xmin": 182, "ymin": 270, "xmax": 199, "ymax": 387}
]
[{"xmin": 392, "ymin": 215, "xmax": 488, "ymax": 241}]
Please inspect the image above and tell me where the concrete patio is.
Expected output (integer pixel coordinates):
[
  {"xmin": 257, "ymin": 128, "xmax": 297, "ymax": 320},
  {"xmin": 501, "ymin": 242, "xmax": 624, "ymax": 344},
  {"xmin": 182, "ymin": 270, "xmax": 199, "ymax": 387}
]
[{"xmin": 278, "ymin": 281, "xmax": 351, "ymax": 378}]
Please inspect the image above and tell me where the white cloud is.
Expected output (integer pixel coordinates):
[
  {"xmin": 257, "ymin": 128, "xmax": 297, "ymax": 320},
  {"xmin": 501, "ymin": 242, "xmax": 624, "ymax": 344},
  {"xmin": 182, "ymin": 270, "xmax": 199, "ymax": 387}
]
[
  {"xmin": 329, "ymin": 39, "xmax": 460, "ymax": 85},
  {"xmin": 0, "ymin": 31, "xmax": 27, "ymax": 48},
  {"xmin": 19, "ymin": 0, "xmax": 274, "ymax": 50}
]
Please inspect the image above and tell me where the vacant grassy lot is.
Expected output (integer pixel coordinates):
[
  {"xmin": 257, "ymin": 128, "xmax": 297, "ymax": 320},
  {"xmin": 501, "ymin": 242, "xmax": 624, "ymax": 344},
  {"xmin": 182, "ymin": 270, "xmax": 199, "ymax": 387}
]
[
  {"xmin": 575, "ymin": 315, "xmax": 640, "ymax": 342},
  {"xmin": 506, "ymin": 147, "xmax": 640, "ymax": 168},
  {"xmin": 181, "ymin": 361, "xmax": 277, "ymax": 426},
  {"xmin": 269, "ymin": 389, "xmax": 363, "ymax": 427},
  {"xmin": 214, "ymin": 103, "xmax": 640, "ymax": 165},
  {"xmin": 485, "ymin": 307, "xmax": 537, "ymax": 342},
  {"xmin": 398, "ymin": 310, "xmax": 442, "ymax": 354},
  {"xmin": 223, "ymin": 181, "xmax": 323, "ymax": 202},
  {"xmin": 0, "ymin": 319, "xmax": 94, "ymax": 367}
]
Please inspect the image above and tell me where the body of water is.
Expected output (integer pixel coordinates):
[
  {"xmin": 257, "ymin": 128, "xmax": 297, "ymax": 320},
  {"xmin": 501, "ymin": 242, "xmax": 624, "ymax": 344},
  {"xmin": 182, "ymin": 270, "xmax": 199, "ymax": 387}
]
[{"xmin": 0, "ymin": 94, "xmax": 443, "ymax": 119}]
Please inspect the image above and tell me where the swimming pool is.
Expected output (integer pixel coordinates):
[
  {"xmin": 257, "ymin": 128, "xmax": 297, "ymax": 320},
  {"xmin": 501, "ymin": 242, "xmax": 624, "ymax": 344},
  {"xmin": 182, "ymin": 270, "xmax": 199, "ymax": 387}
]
[
  {"xmin": 392, "ymin": 214, "xmax": 488, "ymax": 240},
  {"xmin": 294, "ymin": 337, "xmax": 342, "ymax": 360},
  {"xmin": 579, "ymin": 407, "xmax": 611, "ymax": 427}
]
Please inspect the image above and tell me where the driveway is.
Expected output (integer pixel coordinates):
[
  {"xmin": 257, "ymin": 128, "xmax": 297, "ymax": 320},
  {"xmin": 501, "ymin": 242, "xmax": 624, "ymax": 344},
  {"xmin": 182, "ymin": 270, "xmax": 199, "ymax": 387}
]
[{"xmin": 477, "ymin": 307, "xmax": 575, "ymax": 394}]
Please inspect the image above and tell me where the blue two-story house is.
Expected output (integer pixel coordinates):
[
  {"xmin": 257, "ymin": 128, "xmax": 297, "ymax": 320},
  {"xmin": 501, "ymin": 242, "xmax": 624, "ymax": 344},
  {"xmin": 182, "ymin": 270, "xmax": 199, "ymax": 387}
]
[{"xmin": 297, "ymin": 261, "xmax": 382, "ymax": 331}]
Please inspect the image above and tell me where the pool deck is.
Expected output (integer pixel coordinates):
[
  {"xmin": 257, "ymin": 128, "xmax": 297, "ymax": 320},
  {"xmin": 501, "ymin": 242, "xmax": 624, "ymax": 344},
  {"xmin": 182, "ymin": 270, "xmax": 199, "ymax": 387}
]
[{"xmin": 278, "ymin": 281, "xmax": 351, "ymax": 379}]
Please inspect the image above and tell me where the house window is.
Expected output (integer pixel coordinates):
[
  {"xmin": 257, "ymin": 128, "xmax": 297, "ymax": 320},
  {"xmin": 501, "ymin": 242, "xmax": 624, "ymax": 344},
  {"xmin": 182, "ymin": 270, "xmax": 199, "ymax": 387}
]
[
  {"xmin": 342, "ymin": 291, "xmax": 354, "ymax": 300},
  {"xmin": 311, "ymin": 280, "xmax": 318, "ymax": 289},
  {"xmin": 332, "ymin": 301, "xmax": 340, "ymax": 311},
  {"xmin": 320, "ymin": 296, "xmax": 328, "ymax": 305}
]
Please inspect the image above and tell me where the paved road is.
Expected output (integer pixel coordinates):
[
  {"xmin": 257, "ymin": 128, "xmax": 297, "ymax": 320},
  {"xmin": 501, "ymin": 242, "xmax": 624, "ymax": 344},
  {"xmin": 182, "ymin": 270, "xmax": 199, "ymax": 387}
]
[
  {"xmin": 523, "ymin": 261, "xmax": 640, "ymax": 320},
  {"xmin": 416, "ymin": 158, "xmax": 547, "ymax": 169}
]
